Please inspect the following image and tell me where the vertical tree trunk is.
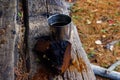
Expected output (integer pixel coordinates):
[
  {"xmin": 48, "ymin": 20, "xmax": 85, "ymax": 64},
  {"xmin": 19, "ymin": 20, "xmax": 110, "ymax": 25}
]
[
  {"xmin": 0, "ymin": 0, "xmax": 96, "ymax": 80},
  {"xmin": 28, "ymin": 0, "xmax": 96, "ymax": 80},
  {"xmin": 0, "ymin": 0, "xmax": 17, "ymax": 80}
]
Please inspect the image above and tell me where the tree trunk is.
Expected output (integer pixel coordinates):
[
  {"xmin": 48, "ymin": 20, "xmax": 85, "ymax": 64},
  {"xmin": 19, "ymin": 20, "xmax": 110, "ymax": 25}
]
[
  {"xmin": 0, "ymin": 0, "xmax": 96, "ymax": 80},
  {"xmin": 0, "ymin": 0, "xmax": 16, "ymax": 80},
  {"xmin": 28, "ymin": 0, "xmax": 96, "ymax": 80}
]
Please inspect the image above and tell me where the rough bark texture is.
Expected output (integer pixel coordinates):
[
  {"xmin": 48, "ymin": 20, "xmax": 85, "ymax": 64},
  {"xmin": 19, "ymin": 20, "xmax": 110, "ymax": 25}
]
[
  {"xmin": 0, "ymin": 0, "xmax": 29, "ymax": 80},
  {"xmin": 0, "ymin": 0, "xmax": 17, "ymax": 80},
  {"xmin": 28, "ymin": 0, "xmax": 96, "ymax": 80},
  {"xmin": 0, "ymin": 0, "xmax": 95, "ymax": 80}
]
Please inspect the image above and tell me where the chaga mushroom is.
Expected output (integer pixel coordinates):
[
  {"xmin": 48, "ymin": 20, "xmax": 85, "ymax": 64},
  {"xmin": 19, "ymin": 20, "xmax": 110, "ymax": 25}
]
[{"xmin": 34, "ymin": 38, "xmax": 71, "ymax": 74}]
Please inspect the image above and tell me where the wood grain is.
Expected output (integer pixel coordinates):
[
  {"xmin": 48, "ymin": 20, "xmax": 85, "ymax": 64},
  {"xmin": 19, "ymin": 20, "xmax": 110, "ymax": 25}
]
[
  {"xmin": 28, "ymin": 0, "xmax": 96, "ymax": 80},
  {"xmin": 0, "ymin": 0, "xmax": 96, "ymax": 80},
  {"xmin": 0, "ymin": 0, "xmax": 17, "ymax": 80}
]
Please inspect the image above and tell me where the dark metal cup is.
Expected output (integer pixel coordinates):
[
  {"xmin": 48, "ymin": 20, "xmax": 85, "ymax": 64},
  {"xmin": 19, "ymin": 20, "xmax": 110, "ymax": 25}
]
[{"xmin": 48, "ymin": 14, "xmax": 71, "ymax": 41}]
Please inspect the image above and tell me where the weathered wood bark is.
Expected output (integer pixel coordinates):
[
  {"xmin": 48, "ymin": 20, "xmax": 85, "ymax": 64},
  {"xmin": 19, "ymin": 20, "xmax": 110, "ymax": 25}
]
[
  {"xmin": 0, "ymin": 0, "xmax": 29, "ymax": 80},
  {"xmin": 0, "ymin": 0, "xmax": 17, "ymax": 80},
  {"xmin": 28, "ymin": 0, "xmax": 96, "ymax": 80},
  {"xmin": 0, "ymin": 0, "xmax": 96, "ymax": 80}
]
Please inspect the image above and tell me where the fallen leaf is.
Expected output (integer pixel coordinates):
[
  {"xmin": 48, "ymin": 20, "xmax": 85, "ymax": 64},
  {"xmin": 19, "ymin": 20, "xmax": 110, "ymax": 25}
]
[
  {"xmin": 91, "ymin": 9, "xmax": 98, "ymax": 13},
  {"xmin": 96, "ymin": 20, "xmax": 102, "ymax": 24},
  {"xmin": 102, "ymin": 35, "xmax": 106, "ymax": 38},
  {"xmin": 107, "ymin": 19, "xmax": 115, "ymax": 25},
  {"xmin": 87, "ymin": 0, "xmax": 92, "ymax": 3},
  {"xmin": 109, "ymin": 45, "xmax": 114, "ymax": 51},
  {"xmin": 18, "ymin": 12, "xmax": 22, "ymax": 17},
  {"xmin": 86, "ymin": 19, "xmax": 92, "ymax": 24},
  {"xmin": 95, "ymin": 40, "xmax": 102, "ymax": 45}
]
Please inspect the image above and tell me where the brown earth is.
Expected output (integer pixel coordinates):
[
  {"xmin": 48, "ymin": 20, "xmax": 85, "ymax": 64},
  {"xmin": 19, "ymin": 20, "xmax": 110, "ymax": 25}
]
[{"xmin": 71, "ymin": 0, "xmax": 120, "ymax": 79}]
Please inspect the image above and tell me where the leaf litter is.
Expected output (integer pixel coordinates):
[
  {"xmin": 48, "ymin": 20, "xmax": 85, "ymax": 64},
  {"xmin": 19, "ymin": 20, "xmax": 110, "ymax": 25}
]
[{"xmin": 71, "ymin": 0, "xmax": 120, "ymax": 76}]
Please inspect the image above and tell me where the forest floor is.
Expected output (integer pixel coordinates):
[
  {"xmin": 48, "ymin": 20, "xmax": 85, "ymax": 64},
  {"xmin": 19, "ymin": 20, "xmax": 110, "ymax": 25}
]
[{"xmin": 69, "ymin": 0, "xmax": 120, "ymax": 80}]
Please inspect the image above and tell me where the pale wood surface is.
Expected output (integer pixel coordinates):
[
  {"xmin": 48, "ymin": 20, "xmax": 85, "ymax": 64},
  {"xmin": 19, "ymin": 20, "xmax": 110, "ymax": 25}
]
[
  {"xmin": 91, "ymin": 64, "xmax": 120, "ymax": 80},
  {"xmin": 28, "ymin": 0, "xmax": 96, "ymax": 80}
]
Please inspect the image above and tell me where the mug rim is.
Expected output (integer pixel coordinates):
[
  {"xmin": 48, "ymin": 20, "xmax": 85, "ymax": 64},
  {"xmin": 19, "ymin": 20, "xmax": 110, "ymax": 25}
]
[{"xmin": 47, "ymin": 14, "xmax": 71, "ymax": 27}]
